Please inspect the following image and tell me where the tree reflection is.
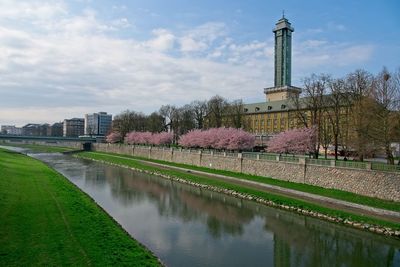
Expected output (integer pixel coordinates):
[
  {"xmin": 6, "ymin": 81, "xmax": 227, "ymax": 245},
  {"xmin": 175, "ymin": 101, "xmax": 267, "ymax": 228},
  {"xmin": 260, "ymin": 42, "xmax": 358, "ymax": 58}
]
[{"xmin": 87, "ymin": 165, "xmax": 254, "ymax": 238}]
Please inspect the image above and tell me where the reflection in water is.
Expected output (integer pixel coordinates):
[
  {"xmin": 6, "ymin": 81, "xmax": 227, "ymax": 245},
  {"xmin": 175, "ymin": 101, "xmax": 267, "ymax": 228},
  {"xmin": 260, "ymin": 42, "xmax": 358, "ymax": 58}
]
[
  {"xmin": 101, "ymin": 166, "xmax": 254, "ymax": 238},
  {"xmin": 32, "ymin": 153, "xmax": 400, "ymax": 267}
]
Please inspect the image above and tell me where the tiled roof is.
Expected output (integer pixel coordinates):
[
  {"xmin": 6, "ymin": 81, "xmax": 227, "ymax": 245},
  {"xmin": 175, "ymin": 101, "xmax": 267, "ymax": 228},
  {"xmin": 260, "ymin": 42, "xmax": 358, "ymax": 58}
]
[{"xmin": 243, "ymin": 99, "xmax": 293, "ymax": 114}]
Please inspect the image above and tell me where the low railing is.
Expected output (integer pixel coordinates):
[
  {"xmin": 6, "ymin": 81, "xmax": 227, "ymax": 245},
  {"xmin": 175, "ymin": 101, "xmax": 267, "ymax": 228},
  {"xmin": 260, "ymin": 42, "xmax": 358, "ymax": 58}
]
[
  {"xmin": 242, "ymin": 152, "xmax": 258, "ymax": 159},
  {"xmin": 335, "ymin": 160, "xmax": 368, "ymax": 169},
  {"xmin": 371, "ymin": 162, "xmax": 400, "ymax": 172},
  {"xmin": 259, "ymin": 153, "xmax": 277, "ymax": 161},
  {"xmin": 306, "ymin": 158, "xmax": 332, "ymax": 166},
  {"xmin": 226, "ymin": 152, "xmax": 238, "ymax": 158},
  {"xmin": 280, "ymin": 156, "xmax": 300, "ymax": 163}
]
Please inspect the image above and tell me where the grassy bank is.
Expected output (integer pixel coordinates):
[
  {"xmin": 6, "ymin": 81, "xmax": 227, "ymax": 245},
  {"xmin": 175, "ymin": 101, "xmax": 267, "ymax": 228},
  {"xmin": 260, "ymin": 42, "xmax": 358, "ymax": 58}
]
[
  {"xmin": 76, "ymin": 151, "xmax": 400, "ymax": 231},
  {"xmin": 0, "ymin": 148, "xmax": 161, "ymax": 266},
  {"xmin": 0, "ymin": 143, "xmax": 76, "ymax": 153}
]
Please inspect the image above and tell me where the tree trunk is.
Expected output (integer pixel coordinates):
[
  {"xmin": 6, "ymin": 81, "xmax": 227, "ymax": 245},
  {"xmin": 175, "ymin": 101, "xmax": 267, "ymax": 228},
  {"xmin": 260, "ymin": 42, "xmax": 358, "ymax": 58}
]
[
  {"xmin": 334, "ymin": 134, "xmax": 338, "ymax": 160},
  {"xmin": 386, "ymin": 145, "xmax": 394, "ymax": 165}
]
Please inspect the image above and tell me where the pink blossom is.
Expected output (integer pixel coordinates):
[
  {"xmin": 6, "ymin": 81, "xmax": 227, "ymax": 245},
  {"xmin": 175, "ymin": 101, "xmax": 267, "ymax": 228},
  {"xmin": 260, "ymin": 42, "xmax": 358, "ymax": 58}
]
[
  {"xmin": 179, "ymin": 127, "xmax": 255, "ymax": 150},
  {"xmin": 152, "ymin": 132, "xmax": 173, "ymax": 145},
  {"xmin": 266, "ymin": 127, "xmax": 316, "ymax": 154},
  {"xmin": 125, "ymin": 131, "xmax": 173, "ymax": 146},
  {"xmin": 106, "ymin": 132, "xmax": 122, "ymax": 143}
]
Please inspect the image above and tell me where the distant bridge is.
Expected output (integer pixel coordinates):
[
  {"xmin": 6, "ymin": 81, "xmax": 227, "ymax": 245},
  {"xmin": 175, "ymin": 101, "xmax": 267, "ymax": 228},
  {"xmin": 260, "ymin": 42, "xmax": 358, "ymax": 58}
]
[{"xmin": 0, "ymin": 134, "xmax": 97, "ymax": 143}]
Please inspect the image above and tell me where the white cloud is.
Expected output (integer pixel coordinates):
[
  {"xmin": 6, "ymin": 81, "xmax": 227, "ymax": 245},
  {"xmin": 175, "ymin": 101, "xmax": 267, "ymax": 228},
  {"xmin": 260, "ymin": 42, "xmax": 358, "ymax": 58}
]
[
  {"xmin": 147, "ymin": 29, "xmax": 175, "ymax": 51},
  {"xmin": 0, "ymin": 0, "xmax": 67, "ymax": 20},
  {"xmin": 0, "ymin": 1, "xmax": 377, "ymax": 126},
  {"xmin": 111, "ymin": 18, "xmax": 132, "ymax": 29},
  {"xmin": 292, "ymin": 41, "xmax": 374, "ymax": 82},
  {"xmin": 180, "ymin": 36, "xmax": 208, "ymax": 52},
  {"xmin": 179, "ymin": 22, "xmax": 227, "ymax": 53}
]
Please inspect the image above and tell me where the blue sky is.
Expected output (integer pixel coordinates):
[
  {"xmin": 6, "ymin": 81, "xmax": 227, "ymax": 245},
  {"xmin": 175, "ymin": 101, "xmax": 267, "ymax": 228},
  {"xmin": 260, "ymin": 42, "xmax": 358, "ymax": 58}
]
[{"xmin": 0, "ymin": 0, "xmax": 399, "ymax": 126}]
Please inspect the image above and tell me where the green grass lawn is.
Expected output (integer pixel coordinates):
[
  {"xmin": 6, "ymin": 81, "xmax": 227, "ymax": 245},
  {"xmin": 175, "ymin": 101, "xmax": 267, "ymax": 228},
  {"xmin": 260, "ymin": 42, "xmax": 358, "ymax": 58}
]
[
  {"xmin": 76, "ymin": 151, "xmax": 400, "ymax": 231},
  {"xmin": 0, "ymin": 143, "xmax": 76, "ymax": 153},
  {"xmin": 85, "ymin": 151, "xmax": 400, "ymax": 212},
  {"xmin": 0, "ymin": 148, "xmax": 161, "ymax": 266}
]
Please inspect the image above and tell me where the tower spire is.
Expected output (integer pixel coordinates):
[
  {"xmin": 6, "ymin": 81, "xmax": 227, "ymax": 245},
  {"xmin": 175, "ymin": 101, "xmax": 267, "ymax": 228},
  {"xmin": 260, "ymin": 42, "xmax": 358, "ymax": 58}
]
[
  {"xmin": 264, "ymin": 15, "xmax": 301, "ymax": 102},
  {"xmin": 273, "ymin": 15, "xmax": 293, "ymax": 87}
]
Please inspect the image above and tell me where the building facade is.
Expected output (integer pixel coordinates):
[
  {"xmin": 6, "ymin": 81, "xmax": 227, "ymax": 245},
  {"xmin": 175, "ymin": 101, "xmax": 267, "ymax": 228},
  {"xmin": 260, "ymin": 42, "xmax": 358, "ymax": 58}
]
[
  {"xmin": 22, "ymin": 124, "xmax": 42, "ymax": 136},
  {"xmin": 63, "ymin": 118, "xmax": 84, "ymax": 137},
  {"xmin": 1, "ymin": 125, "xmax": 22, "ymax": 135},
  {"xmin": 51, "ymin": 122, "xmax": 63, "ymax": 137},
  {"xmin": 84, "ymin": 112, "xmax": 112, "ymax": 136}
]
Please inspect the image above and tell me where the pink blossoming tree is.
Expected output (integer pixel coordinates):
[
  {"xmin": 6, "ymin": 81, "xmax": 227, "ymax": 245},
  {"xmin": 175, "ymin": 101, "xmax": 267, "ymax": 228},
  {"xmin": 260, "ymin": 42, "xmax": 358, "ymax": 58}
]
[
  {"xmin": 125, "ymin": 131, "xmax": 173, "ymax": 146},
  {"xmin": 179, "ymin": 127, "xmax": 255, "ymax": 151},
  {"xmin": 266, "ymin": 127, "xmax": 317, "ymax": 154},
  {"xmin": 151, "ymin": 132, "xmax": 173, "ymax": 145},
  {"xmin": 106, "ymin": 132, "xmax": 122, "ymax": 143}
]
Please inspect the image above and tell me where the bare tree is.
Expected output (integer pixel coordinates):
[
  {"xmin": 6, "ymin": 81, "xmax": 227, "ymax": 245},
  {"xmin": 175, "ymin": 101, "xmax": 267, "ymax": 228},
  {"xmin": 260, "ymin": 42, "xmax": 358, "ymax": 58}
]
[
  {"xmin": 146, "ymin": 112, "xmax": 165, "ymax": 133},
  {"xmin": 190, "ymin": 100, "xmax": 207, "ymax": 129},
  {"xmin": 291, "ymin": 73, "xmax": 330, "ymax": 158},
  {"xmin": 319, "ymin": 116, "xmax": 332, "ymax": 159},
  {"xmin": 226, "ymin": 99, "xmax": 245, "ymax": 129},
  {"xmin": 324, "ymin": 78, "xmax": 349, "ymax": 159},
  {"xmin": 112, "ymin": 110, "xmax": 138, "ymax": 138},
  {"xmin": 370, "ymin": 67, "xmax": 400, "ymax": 164},
  {"xmin": 206, "ymin": 95, "xmax": 229, "ymax": 128},
  {"xmin": 346, "ymin": 69, "xmax": 375, "ymax": 161},
  {"xmin": 159, "ymin": 105, "xmax": 177, "ymax": 132},
  {"xmin": 176, "ymin": 104, "xmax": 196, "ymax": 135}
]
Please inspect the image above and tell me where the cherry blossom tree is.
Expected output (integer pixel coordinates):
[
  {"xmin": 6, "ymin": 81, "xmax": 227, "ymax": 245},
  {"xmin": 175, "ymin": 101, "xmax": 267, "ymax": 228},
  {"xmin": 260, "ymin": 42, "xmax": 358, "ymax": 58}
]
[
  {"xmin": 179, "ymin": 127, "xmax": 255, "ymax": 150},
  {"xmin": 227, "ymin": 129, "xmax": 256, "ymax": 150},
  {"xmin": 178, "ymin": 129, "xmax": 203, "ymax": 148},
  {"xmin": 266, "ymin": 127, "xmax": 317, "ymax": 154},
  {"xmin": 106, "ymin": 132, "xmax": 122, "ymax": 143},
  {"xmin": 151, "ymin": 132, "xmax": 173, "ymax": 145},
  {"xmin": 125, "ymin": 131, "xmax": 173, "ymax": 146}
]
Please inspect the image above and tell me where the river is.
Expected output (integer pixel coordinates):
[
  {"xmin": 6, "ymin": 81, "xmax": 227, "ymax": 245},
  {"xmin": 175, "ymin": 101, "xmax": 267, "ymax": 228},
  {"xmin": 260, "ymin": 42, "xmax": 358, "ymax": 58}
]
[{"xmin": 7, "ymin": 147, "xmax": 400, "ymax": 266}]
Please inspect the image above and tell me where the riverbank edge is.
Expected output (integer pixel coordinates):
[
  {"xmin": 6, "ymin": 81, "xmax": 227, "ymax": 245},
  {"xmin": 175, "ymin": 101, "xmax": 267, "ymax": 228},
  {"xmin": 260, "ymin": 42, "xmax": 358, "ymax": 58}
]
[
  {"xmin": 0, "ymin": 143, "xmax": 75, "ymax": 153},
  {"xmin": 1, "ymin": 148, "xmax": 164, "ymax": 266},
  {"xmin": 75, "ymin": 153, "xmax": 400, "ymax": 239}
]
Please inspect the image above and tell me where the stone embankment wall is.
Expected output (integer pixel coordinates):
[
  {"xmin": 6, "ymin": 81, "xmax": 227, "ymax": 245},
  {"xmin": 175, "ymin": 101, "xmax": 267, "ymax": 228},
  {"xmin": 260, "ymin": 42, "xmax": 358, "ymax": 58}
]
[{"xmin": 91, "ymin": 144, "xmax": 400, "ymax": 202}]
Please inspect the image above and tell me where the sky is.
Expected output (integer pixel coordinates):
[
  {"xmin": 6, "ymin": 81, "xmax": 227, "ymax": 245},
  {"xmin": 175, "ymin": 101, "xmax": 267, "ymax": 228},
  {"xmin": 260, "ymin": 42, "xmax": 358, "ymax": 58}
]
[{"xmin": 0, "ymin": 0, "xmax": 399, "ymax": 126}]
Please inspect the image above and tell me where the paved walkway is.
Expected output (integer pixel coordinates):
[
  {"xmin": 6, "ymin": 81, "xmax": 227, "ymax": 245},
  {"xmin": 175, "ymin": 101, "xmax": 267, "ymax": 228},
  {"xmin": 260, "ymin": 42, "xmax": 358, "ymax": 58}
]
[{"xmin": 92, "ymin": 152, "xmax": 400, "ymax": 224}]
